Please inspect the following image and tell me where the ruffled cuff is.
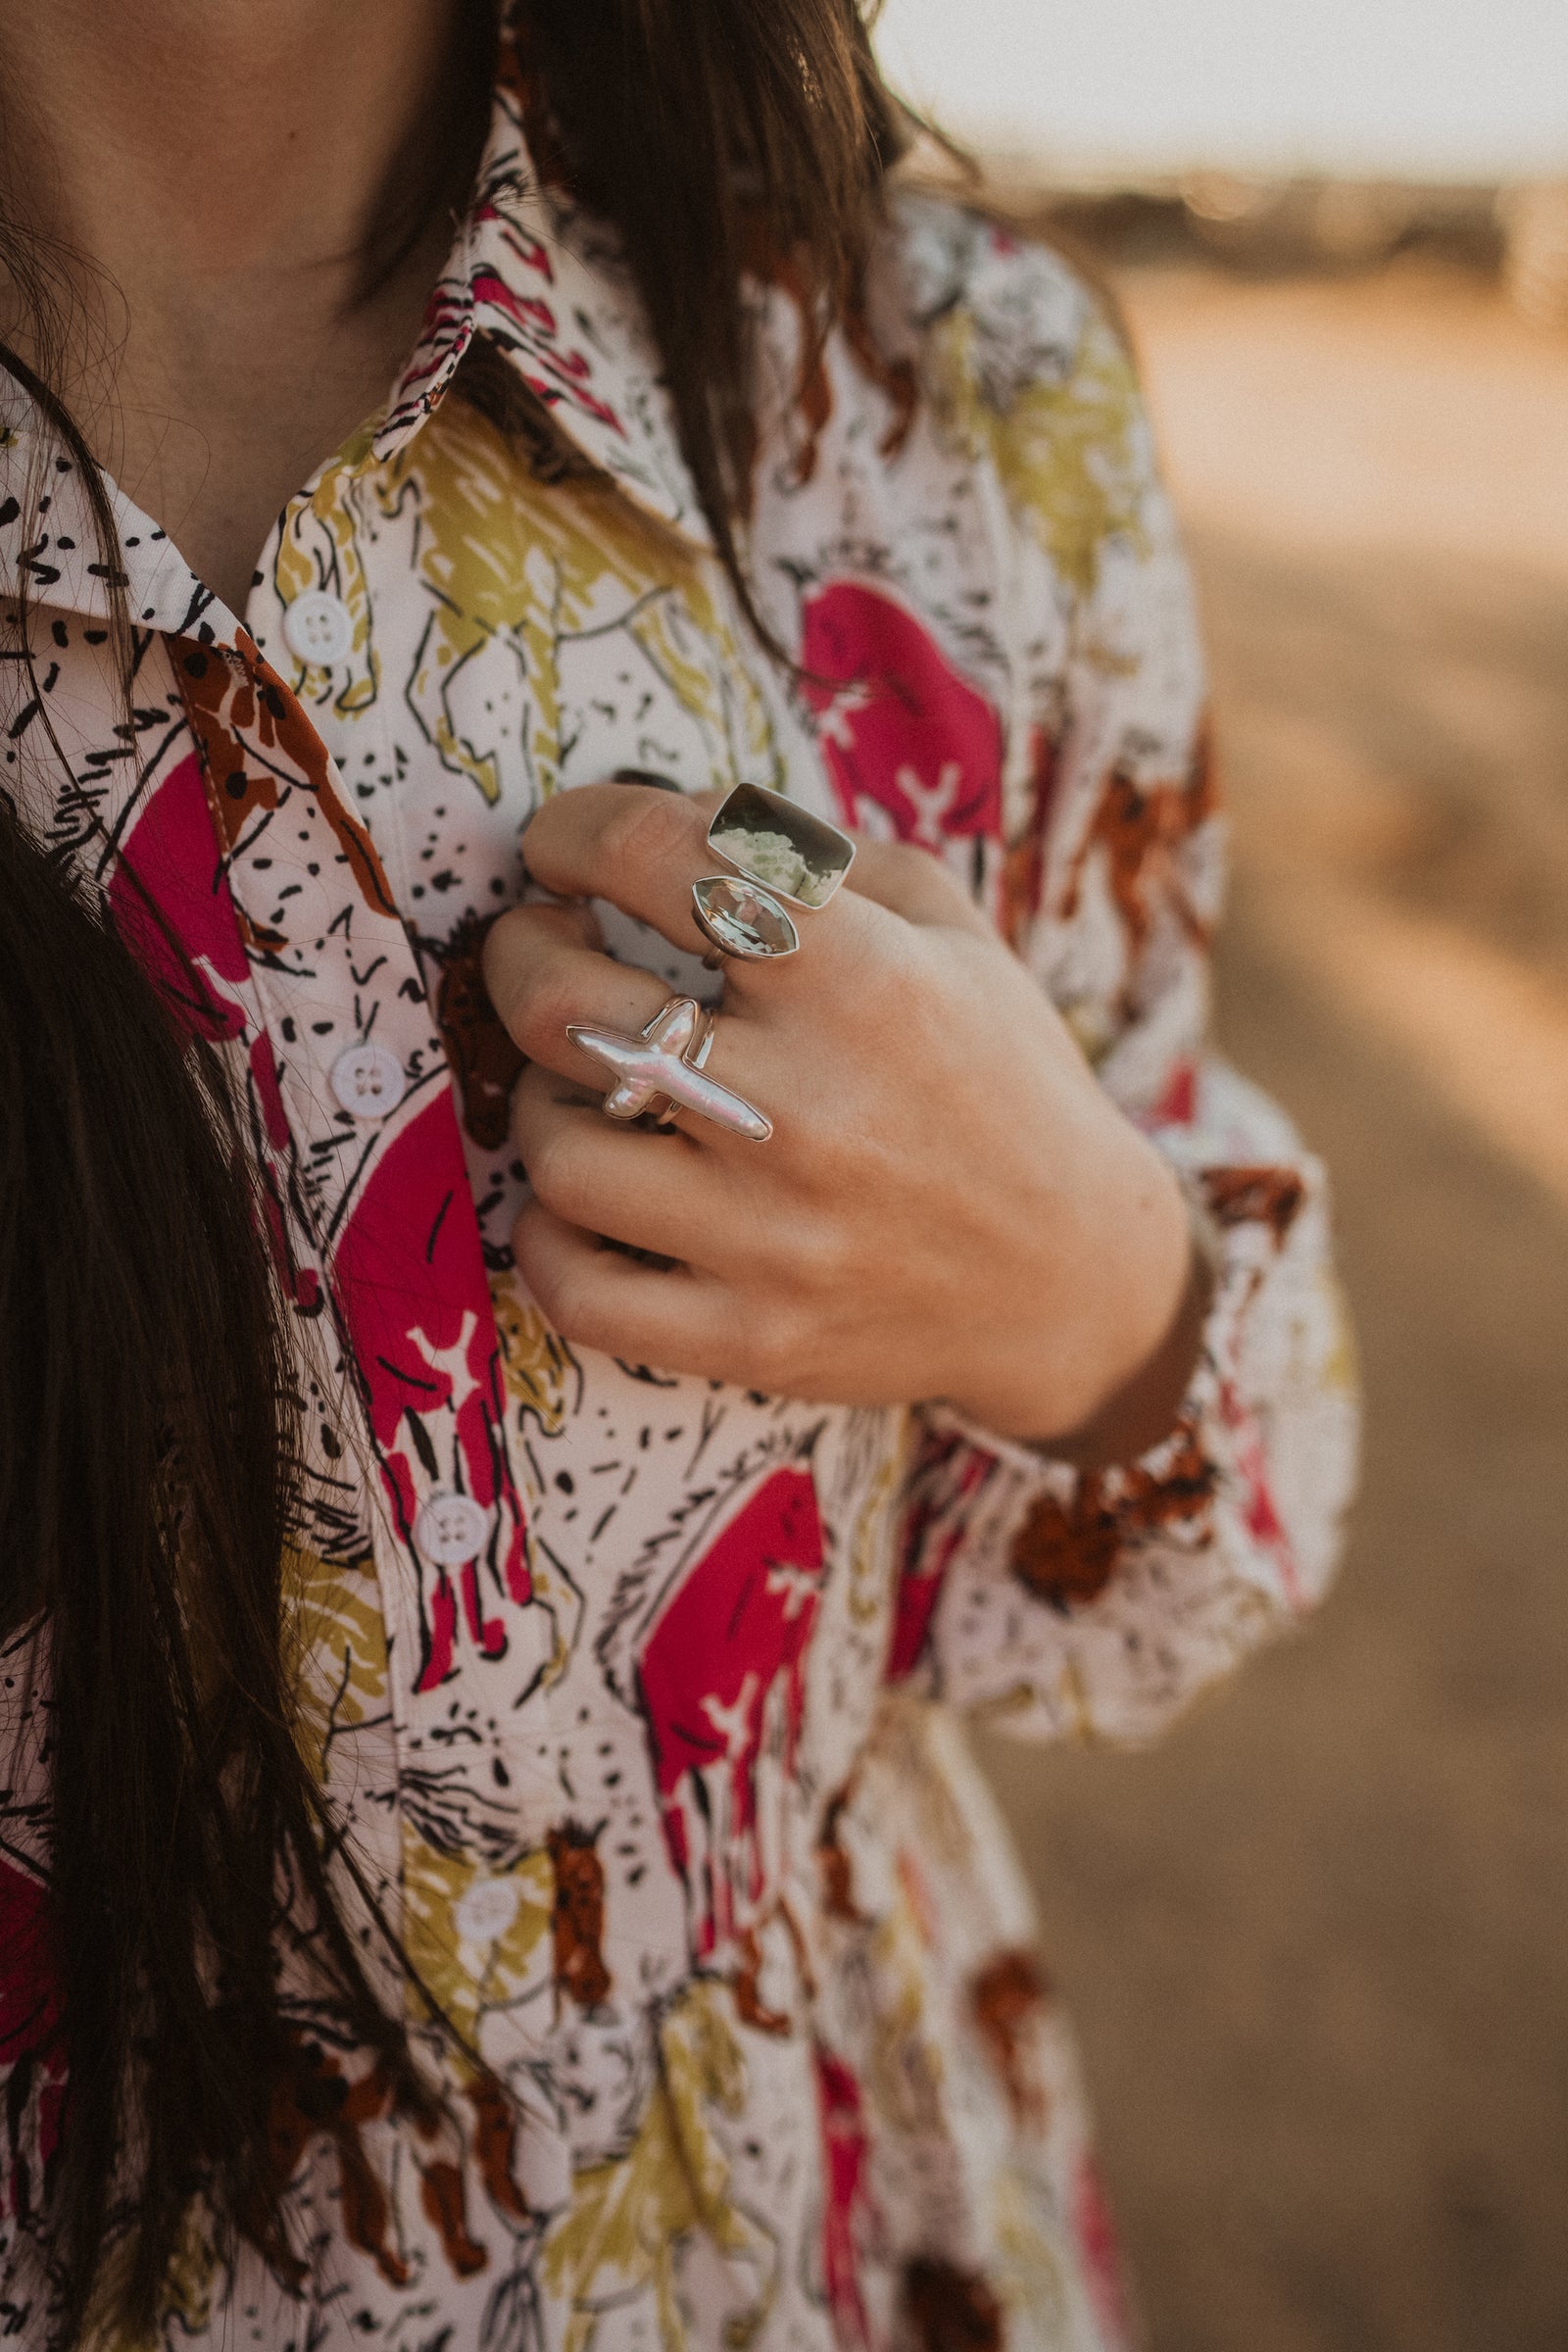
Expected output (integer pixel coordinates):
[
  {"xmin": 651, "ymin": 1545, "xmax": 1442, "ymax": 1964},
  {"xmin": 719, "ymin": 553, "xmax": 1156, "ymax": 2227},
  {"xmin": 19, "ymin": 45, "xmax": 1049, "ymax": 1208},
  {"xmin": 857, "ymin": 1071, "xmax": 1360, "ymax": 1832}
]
[{"xmin": 889, "ymin": 1129, "xmax": 1357, "ymax": 1744}]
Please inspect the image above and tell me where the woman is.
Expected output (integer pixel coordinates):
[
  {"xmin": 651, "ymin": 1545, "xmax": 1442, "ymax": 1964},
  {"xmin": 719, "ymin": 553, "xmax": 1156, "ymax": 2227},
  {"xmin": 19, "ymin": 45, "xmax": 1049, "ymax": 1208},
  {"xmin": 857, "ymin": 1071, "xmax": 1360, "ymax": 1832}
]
[{"xmin": 0, "ymin": 1, "xmax": 1357, "ymax": 2345}]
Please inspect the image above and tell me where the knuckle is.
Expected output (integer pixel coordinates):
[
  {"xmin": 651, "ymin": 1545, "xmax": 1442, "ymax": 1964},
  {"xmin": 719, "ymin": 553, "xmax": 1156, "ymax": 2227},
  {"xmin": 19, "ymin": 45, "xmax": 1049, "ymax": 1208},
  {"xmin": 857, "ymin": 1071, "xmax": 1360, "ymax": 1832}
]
[
  {"xmin": 480, "ymin": 906, "xmax": 532, "ymax": 1031},
  {"xmin": 754, "ymin": 1200, "xmax": 844, "ymax": 1297},
  {"xmin": 540, "ymin": 1270, "xmax": 589, "ymax": 1341},
  {"xmin": 600, "ymin": 784, "xmax": 703, "ymax": 881},
  {"xmin": 482, "ymin": 918, "xmax": 570, "ymax": 1052},
  {"xmin": 515, "ymin": 1220, "xmax": 585, "ymax": 1336},
  {"xmin": 522, "ymin": 1124, "xmax": 585, "ymax": 1217},
  {"xmin": 740, "ymin": 1295, "xmax": 811, "ymax": 1396},
  {"xmin": 545, "ymin": 1264, "xmax": 618, "ymax": 1354},
  {"xmin": 799, "ymin": 1218, "xmax": 854, "ymax": 1295},
  {"xmin": 880, "ymin": 838, "xmax": 936, "ymax": 886},
  {"xmin": 510, "ymin": 954, "xmax": 601, "ymax": 1061},
  {"xmin": 528, "ymin": 1254, "xmax": 580, "ymax": 1336},
  {"xmin": 778, "ymin": 1098, "xmax": 857, "ymax": 1200},
  {"xmin": 512, "ymin": 971, "xmax": 581, "ymax": 1062}
]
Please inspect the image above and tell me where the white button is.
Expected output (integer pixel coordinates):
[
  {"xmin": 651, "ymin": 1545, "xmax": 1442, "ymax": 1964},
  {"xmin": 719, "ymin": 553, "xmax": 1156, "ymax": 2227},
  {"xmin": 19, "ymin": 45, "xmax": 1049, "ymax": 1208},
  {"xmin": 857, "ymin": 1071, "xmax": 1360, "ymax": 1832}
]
[
  {"xmin": 456, "ymin": 1874, "xmax": 522, "ymax": 1946},
  {"xmin": 282, "ymin": 589, "xmax": 355, "ymax": 667},
  {"xmin": 414, "ymin": 1491, "xmax": 491, "ymax": 1568},
  {"xmin": 330, "ymin": 1042, "xmax": 405, "ymax": 1120}
]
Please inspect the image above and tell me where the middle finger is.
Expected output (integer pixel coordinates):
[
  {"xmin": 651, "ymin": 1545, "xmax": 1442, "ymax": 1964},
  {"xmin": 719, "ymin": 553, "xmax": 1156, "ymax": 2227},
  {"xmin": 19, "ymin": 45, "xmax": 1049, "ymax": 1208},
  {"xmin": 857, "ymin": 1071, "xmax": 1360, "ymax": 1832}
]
[
  {"xmin": 513, "ymin": 1065, "xmax": 753, "ymax": 1271},
  {"xmin": 487, "ymin": 909, "xmax": 783, "ymax": 1155},
  {"xmin": 485, "ymin": 906, "xmax": 691, "ymax": 1090}
]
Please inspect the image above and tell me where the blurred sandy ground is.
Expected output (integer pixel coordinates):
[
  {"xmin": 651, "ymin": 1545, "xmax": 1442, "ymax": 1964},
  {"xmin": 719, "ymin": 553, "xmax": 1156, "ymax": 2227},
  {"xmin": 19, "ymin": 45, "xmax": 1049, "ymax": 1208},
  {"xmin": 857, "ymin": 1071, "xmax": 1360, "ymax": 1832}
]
[{"xmin": 978, "ymin": 252, "xmax": 1568, "ymax": 2350}]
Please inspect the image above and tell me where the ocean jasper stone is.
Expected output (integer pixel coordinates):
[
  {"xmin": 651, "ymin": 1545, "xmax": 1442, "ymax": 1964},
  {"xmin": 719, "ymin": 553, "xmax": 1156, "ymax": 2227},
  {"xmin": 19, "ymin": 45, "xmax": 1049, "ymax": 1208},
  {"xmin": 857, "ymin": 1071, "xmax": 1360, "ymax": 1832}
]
[{"xmin": 707, "ymin": 782, "xmax": 856, "ymax": 909}]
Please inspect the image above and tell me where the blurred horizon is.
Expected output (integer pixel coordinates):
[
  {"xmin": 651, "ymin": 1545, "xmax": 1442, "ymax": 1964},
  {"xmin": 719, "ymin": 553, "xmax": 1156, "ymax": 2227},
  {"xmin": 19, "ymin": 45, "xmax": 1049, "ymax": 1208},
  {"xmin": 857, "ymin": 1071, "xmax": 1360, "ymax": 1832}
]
[
  {"xmin": 875, "ymin": 0, "xmax": 1568, "ymax": 182},
  {"xmin": 912, "ymin": 9, "xmax": 1568, "ymax": 2345}
]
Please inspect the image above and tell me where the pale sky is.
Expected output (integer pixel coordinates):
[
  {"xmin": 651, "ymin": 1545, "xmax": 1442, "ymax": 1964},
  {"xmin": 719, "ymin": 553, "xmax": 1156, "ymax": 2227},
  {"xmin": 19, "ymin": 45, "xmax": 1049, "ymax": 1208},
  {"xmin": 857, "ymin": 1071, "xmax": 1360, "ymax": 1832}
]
[{"xmin": 874, "ymin": 0, "xmax": 1568, "ymax": 179}]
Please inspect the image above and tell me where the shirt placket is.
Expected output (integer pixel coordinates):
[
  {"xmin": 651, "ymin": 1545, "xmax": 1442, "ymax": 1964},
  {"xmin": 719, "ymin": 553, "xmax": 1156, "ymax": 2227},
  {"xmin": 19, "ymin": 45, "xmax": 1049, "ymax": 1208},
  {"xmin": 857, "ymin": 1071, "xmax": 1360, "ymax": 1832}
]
[
  {"xmin": 170, "ymin": 615, "xmax": 580, "ymax": 2209},
  {"xmin": 169, "ymin": 630, "xmax": 550, "ymax": 1740}
]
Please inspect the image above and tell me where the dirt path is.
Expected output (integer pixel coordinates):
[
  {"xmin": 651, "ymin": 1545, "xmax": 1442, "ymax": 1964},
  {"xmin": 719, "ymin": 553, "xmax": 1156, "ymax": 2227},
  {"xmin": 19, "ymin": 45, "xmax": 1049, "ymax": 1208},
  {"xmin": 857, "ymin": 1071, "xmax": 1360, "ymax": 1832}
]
[{"xmin": 979, "ymin": 261, "xmax": 1568, "ymax": 2352}]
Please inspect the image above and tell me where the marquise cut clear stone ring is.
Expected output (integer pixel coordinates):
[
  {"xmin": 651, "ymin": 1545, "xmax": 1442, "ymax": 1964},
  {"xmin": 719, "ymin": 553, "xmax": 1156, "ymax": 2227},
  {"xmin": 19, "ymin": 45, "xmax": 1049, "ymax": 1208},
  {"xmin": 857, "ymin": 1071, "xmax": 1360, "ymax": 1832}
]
[{"xmin": 690, "ymin": 782, "xmax": 857, "ymax": 964}]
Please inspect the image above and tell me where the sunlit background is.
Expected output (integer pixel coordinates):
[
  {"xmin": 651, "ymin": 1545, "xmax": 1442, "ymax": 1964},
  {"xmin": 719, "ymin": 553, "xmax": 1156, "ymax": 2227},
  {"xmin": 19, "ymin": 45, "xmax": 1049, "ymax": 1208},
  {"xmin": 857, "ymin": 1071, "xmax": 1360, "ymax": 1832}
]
[
  {"xmin": 877, "ymin": 0, "xmax": 1568, "ymax": 177},
  {"xmin": 870, "ymin": 8, "xmax": 1568, "ymax": 2350}
]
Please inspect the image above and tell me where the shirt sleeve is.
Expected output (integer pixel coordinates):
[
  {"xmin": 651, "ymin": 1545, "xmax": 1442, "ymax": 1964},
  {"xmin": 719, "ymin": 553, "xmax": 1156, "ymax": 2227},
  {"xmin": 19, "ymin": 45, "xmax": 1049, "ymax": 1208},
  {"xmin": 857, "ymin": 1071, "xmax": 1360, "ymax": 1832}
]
[{"xmin": 886, "ymin": 253, "xmax": 1359, "ymax": 1744}]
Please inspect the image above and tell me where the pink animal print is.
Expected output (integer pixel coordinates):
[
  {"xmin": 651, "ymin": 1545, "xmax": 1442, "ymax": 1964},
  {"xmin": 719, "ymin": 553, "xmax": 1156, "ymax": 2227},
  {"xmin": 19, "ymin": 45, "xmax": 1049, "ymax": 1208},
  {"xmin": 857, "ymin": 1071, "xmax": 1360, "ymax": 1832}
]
[
  {"xmin": 635, "ymin": 1463, "xmax": 826, "ymax": 1961},
  {"xmin": 800, "ymin": 581, "xmax": 1004, "ymax": 849}
]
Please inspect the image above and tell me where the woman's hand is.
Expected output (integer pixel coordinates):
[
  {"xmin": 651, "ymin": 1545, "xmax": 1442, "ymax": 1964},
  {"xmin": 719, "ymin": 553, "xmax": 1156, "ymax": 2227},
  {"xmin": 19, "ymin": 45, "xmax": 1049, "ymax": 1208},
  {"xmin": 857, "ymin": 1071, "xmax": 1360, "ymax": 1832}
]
[{"xmin": 482, "ymin": 783, "xmax": 1200, "ymax": 1459}]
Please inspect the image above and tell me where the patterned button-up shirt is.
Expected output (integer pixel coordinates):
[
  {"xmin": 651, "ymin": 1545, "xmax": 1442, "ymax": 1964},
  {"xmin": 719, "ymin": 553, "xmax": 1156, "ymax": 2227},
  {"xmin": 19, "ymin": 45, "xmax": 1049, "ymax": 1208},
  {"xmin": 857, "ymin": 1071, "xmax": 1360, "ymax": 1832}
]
[{"xmin": 0, "ymin": 35, "xmax": 1356, "ymax": 2352}]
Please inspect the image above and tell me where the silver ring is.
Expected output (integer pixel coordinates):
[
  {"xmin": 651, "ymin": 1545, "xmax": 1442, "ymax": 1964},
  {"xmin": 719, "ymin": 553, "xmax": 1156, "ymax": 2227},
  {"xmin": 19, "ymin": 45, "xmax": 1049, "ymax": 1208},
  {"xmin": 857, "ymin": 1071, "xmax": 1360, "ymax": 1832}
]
[
  {"xmin": 693, "ymin": 784, "xmax": 857, "ymax": 964},
  {"xmin": 566, "ymin": 995, "xmax": 771, "ymax": 1143}
]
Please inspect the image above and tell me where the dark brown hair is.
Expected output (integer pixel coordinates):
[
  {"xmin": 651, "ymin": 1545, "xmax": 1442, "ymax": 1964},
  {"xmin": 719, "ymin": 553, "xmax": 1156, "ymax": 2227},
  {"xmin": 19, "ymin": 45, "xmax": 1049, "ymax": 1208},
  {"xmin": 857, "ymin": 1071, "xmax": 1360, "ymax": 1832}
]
[
  {"xmin": 519, "ymin": 0, "xmax": 907, "ymax": 631},
  {"xmin": 0, "ymin": 793, "xmax": 425, "ymax": 2341},
  {"xmin": 0, "ymin": 0, "xmax": 910, "ymax": 2339}
]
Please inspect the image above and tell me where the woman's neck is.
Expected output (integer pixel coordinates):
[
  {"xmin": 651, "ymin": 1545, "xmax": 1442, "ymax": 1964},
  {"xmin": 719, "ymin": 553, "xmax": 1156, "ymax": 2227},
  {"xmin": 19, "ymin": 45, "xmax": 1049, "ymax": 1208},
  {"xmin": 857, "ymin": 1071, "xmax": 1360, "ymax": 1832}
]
[{"xmin": 0, "ymin": 0, "xmax": 479, "ymax": 610}]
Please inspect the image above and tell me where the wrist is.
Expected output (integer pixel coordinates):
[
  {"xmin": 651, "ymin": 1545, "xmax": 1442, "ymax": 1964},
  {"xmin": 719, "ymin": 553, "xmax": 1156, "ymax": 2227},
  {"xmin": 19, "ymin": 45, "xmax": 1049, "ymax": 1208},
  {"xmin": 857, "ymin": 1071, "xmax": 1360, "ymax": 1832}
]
[
  {"xmin": 950, "ymin": 1143, "xmax": 1205, "ymax": 1457},
  {"xmin": 1038, "ymin": 1205, "xmax": 1212, "ymax": 1466}
]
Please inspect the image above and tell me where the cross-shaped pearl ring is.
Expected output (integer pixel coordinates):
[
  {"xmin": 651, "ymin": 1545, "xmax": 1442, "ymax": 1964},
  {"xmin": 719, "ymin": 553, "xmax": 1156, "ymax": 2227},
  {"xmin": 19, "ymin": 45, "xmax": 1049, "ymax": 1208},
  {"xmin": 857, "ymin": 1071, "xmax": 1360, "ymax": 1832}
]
[{"xmin": 567, "ymin": 997, "xmax": 772, "ymax": 1143}]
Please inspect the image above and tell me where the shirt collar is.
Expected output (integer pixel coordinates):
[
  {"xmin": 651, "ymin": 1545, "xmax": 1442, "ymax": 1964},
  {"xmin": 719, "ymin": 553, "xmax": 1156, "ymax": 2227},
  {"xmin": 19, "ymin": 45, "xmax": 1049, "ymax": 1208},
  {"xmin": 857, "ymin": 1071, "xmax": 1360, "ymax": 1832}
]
[
  {"xmin": 0, "ymin": 32, "xmax": 710, "ymax": 629},
  {"xmin": 372, "ymin": 34, "xmax": 710, "ymax": 546},
  {"xmin": 0, "ymin": 426, "xmax": 239, "ymax": 639}
]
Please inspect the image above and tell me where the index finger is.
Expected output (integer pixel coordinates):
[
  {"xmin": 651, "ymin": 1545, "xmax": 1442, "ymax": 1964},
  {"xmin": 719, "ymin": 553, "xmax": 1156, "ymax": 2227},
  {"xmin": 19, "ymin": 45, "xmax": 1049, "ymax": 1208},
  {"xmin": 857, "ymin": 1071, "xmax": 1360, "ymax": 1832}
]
[{"xmin": 521, "ymin": 783, "xmax": 713, "ymax": 958}]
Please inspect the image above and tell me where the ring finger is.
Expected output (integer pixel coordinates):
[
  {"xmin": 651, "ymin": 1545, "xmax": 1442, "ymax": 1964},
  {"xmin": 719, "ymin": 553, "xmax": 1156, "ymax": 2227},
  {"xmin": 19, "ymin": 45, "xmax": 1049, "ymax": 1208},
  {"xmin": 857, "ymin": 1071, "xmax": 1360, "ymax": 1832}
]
[
  {"xmin": 513, "ymin": 1063, "xmax": 747, "ymax": 1270},
  {"xmin": 485, "ymin": 908, "xmax": 696, "ymax": 1092}
]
